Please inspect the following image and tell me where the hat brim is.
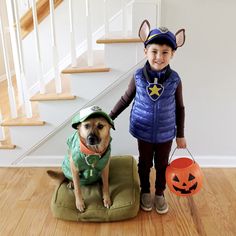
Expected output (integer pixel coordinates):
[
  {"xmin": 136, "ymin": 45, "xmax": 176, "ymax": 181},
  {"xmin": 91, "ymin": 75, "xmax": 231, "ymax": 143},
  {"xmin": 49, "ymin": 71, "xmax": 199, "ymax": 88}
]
[
  {"xmin": 145, "ymin": 35, "xmax": 177, "ymax": 50},
  {"xmin": 72, "ymin": 112, "xmax": 115, "ymax": 130}
]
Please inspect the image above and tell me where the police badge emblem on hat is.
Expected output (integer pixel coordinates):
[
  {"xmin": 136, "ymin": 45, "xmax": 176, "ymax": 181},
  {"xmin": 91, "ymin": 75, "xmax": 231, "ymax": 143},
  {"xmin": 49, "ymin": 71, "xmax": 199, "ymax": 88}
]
[
  {"xmin": 91, "ymin": 106, "xmax": 102, "ymax": 112},
  {"xmin": 159, "ymin": 27, "xmax": 169, "ymax": 33}
]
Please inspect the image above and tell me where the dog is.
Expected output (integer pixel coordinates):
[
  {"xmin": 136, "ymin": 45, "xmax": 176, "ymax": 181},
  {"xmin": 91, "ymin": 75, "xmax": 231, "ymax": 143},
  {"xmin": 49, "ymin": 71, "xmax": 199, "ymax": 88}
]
[{"xmin": 47, "ymin": 106, "xmax": 115, "ymax": 212}]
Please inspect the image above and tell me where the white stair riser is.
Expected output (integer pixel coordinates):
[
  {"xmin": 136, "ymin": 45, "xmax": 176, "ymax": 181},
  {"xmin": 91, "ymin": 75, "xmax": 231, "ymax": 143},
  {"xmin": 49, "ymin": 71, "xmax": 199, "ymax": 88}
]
[
  {"xmin": 10, "ymin": 125, "xmax": 53, "ymax": 149},
  {"xmin": 69, "ymin": 71, "xmax": 120, "ymax": 98},
  {"xmin": 37, "ymin": 99, "xmax": 83, "ymax": 124},
  {"xmin": 0, "ymin": 148, "xmax": 23, "ymax": 165},
  {"xmin": 104, "ymin": 43, "xmax": 144, "ymax": 70}
]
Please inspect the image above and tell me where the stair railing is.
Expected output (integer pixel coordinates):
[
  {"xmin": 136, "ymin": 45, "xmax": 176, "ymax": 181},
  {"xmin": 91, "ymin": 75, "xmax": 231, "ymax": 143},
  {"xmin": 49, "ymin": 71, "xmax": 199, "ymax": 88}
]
[
  {"xmin": 85, "ymin": 0, "xmax": 93, "ymax": 66},
  {"xmin": 7, "ymin": 0, "xmax": 33, "ymax": 118},
  {"xmin": 0, "ymin": 109, "xmax": 5, "ymax": 141},
  {"xmin": 49, "ymin": 0, "xmax": 61, "ymax": 93},
  {"xmin": 69, "ymin": 0, "xmax": 77, "ymax": 67},
  {"xmin": 1, "ymin": 0, "xmax": 147, "ymax": 123},
  {"xmin": 0, "ymin": 12, "xmax": 17, "ymax": 118},
  {"xmin": 31, "ymin": 0, "xmax": 45, "ymax": 94}
]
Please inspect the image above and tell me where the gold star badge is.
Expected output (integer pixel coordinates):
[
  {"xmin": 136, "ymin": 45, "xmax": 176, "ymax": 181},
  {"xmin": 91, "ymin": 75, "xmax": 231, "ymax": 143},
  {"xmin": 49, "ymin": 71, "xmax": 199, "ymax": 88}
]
[
  {"xmin": 149, "ymin": 85, "xmax": 162, "ymax": 96},
  {"xmin": 146, "ymin": 78, "xmax": 164, "ymax": 101}
]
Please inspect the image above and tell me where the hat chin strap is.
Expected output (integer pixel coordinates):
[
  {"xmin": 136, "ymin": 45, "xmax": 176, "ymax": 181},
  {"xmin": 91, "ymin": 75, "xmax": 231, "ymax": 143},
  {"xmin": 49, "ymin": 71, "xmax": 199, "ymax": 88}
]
[{"xmin": 80, "ymin": 140, "xmax": 103, "ymax": 156}]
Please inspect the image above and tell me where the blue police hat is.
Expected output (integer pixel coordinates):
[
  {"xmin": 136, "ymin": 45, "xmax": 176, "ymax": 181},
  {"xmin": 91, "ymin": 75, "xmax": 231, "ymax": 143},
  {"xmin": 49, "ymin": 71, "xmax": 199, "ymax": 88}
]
[{"xmin": 144, "ymin": 27, "xmax": 177, "ymax": 50}]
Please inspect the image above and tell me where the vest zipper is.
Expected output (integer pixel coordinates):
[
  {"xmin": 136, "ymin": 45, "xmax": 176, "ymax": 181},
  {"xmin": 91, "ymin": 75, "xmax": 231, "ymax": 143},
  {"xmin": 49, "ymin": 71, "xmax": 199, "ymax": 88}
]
[{"xmin": 153, "ymin": 101, "xmax": 159, "ymax": 142}]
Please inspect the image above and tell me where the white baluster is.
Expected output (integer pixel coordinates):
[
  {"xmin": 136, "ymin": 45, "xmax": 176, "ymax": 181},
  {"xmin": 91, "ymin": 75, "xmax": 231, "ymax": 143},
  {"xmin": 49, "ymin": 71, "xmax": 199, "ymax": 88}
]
[
  {"xmin": 6, "ymin": 0, "xmax": 24, "ymax": 107},
  {"xmin": 49, "ymin": 0, "xmax": 62, "ymax": 93},
  {"xmin": 86, "ymin": 0, "xmax": 93, "ymax": 66},
  {"xmin": 0, "ymin": 109, "xmax": 5, "ymax": 141},
  {"xmin": 157, "ymin": 0, "xmax": 162, "ymax": 27},
  {"xmin": 104, "ymin": 0, "xmax": 109, "ymax": 36},
  {"xmin": 13, "ymin": 0, "xmax": 33, "ymax": 118},
  {"xmin": 0, "ymin": 14, "xmax": 17, "ymax": 118},
  {"xmin": 31, "ymin": 0, "xmax": 45, "ymax": 94},
  {"xmin": 122, "ymin": 0, "xmax": 127, "ymax": 36},
  {"xmin": 69, "ymin": 0, "xmax": 77, "ymax": 67}
]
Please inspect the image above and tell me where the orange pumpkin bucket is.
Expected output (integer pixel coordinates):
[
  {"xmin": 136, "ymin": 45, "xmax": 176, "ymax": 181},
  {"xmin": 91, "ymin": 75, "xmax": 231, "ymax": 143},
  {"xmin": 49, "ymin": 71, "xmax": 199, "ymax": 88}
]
[{"xmin": 166, "ymin": 148, "xmax": 203, "ymax": 197}]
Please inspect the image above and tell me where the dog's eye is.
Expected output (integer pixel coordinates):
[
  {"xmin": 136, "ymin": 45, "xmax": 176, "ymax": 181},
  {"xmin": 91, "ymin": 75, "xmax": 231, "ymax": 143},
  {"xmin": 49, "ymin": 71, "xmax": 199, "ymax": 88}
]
[
  {"xmin": 97, "ymin": 124, "xmax": 104, "ymax": 130},
  {"xmin": 84, "ymin": 124, "xmax": 90, "ymax": 129}
]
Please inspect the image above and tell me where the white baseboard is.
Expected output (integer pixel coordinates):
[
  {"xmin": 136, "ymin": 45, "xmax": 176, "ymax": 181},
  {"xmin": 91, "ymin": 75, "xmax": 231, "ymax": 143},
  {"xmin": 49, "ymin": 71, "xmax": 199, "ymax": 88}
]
[
  {"xmin": 194, "ymin": 155, "xmax": 236, "ymax": 168},
  {"xmin": 10, "ymin": 155, "xmax": 236, "ymax": 168}
]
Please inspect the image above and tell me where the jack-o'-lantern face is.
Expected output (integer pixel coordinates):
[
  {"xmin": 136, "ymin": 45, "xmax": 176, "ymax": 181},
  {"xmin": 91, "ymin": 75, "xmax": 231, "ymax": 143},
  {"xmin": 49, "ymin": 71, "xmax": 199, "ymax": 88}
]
[
  {"xmin": 172, "ymin": 173, "xmax": 198, "ymax": 194},
  {"xmin": 166, "ymin": 157, "xmax": 203, "ymax": 197}
]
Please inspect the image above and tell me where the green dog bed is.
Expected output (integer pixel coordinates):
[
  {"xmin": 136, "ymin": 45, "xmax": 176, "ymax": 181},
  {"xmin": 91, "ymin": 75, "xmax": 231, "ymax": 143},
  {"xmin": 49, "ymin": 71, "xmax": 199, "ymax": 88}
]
[{"xmin": 51, "ymin": 155, "xmax": 140, "ymax": 222}]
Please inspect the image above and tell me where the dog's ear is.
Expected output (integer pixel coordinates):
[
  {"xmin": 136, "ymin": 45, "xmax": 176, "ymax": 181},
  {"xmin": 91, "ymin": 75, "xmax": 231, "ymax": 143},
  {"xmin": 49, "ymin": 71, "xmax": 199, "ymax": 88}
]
[
  {"xmin": 175, "ymin": 29, "xmax": 185, "ymax": 48},
  {"xmin": 138, "ymin": 19, "xmax": 151, "ymax": 42}
]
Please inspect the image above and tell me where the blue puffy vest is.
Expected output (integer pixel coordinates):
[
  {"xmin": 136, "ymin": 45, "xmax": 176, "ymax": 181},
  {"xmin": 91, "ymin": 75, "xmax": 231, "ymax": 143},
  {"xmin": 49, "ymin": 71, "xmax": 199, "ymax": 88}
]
[{"xmin": 129, "ymin": 67, "xmax": 180, "ymax": 143}]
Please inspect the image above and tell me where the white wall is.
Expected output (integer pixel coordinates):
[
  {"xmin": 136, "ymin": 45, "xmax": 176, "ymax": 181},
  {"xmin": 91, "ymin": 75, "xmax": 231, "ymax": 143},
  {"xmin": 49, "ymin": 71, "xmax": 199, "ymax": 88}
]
[{"xmin": 160, "ymin": 0, "xmax": 236, "ymax": 157}]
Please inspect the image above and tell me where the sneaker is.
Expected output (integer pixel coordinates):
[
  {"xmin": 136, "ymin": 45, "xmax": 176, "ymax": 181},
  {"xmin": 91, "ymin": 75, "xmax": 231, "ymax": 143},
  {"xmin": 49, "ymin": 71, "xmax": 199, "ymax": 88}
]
[
  {"xmin": 140, "ymin": 193, "xmax": 152, "ymax": 211},
  {"xmin": 154, "ymin": 195, "xmax": 168, "ymax": 214}
]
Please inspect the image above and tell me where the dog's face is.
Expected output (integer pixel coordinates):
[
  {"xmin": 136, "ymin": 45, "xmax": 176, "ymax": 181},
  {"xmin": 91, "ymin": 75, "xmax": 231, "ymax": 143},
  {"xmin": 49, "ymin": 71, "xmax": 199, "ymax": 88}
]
[{"xmin": 77, "ymin": 116, "xmax": 111, "ymax": 153}]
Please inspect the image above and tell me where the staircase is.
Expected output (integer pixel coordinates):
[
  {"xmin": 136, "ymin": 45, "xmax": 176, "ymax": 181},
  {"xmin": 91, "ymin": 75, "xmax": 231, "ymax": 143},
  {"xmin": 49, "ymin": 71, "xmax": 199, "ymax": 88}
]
[{"xmin": 0, "ymin": 0, "xmax": 160, "ymax": 166}]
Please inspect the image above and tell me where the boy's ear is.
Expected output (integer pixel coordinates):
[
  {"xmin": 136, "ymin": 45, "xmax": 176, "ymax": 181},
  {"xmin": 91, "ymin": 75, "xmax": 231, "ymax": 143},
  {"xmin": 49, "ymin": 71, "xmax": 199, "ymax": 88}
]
[
  {"xmin": 175, "ymin": 29, "xmax": 186, "ymax": 48},
  {"xmin": 138, "ymin": 20, "xmax": 151, "ymax": 42}
]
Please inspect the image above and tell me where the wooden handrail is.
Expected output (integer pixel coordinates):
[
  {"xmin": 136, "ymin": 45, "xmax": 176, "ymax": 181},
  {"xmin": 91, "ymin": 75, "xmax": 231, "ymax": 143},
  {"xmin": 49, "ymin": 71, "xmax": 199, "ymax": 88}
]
[{"xmin": 20, "ymin": 0, "xmax": 63, "ymax": 39}]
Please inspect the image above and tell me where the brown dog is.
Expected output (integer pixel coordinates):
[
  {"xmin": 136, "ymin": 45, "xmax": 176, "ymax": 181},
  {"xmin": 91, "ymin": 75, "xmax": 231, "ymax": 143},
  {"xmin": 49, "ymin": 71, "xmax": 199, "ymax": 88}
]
[{"xmin": 47, "ymin": 106, "xmax": 115, "ymax": 212}]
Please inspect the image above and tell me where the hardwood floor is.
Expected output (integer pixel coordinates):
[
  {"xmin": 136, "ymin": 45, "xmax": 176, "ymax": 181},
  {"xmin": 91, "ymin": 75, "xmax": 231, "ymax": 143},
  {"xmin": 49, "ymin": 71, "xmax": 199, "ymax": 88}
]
[{"xmin": 0, "ymin": 168, "xmax": 236, "ymax": 236}]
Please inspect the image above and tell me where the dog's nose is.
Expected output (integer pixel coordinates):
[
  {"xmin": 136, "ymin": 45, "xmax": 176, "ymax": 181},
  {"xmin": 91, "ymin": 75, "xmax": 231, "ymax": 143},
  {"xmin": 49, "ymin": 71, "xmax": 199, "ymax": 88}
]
[{"xmin": 87, "ymin": 134, "xmax": 99, "ymax": 145}]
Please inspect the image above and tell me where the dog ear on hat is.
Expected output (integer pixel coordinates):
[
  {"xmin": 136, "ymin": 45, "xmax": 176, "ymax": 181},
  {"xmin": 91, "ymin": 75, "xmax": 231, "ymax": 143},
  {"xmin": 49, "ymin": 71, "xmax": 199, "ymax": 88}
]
[
  {"xmin": 138, "ymin": 19, "xmax": 151, "ymax": 42},
  {"xmin": 175, "ymin": 29, "xmax": 186, "ymax": 48}
]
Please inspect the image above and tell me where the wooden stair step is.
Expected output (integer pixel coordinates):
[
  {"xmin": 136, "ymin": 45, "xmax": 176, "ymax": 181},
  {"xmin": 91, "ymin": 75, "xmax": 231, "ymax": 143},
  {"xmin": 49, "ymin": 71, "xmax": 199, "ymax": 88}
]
[
  {"xmin": 30, "ymin": 93, "xmax": 76, "ymax": 101},
  {"xmin": 97, "ymin": 37, "xmax": 141, "ymax": 44},
  {"xmin": 1, "ymin": 118, "xmax": 45, "ymax": 127},
  {"xmin": 0, "ymin": 144, "xmax": 16, "ymax": 150},
  {"xmin": 62, "ymin": 66, "xmax": 110, "ymax": 74}
]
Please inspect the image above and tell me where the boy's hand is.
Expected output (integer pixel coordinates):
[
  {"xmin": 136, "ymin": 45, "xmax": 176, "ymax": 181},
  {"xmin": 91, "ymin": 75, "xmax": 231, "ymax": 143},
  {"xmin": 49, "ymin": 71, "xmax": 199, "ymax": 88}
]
[{"xmin": 176, "ymin": 137, "xmax": 187, "ymax": 149}]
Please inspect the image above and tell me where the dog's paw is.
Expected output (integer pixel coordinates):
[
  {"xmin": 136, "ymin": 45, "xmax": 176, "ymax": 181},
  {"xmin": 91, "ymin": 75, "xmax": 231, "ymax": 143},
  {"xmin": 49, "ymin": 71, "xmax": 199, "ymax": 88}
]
[
  {"xmin": 103, "ymin": 196, "xmax": 112, "ymax": 209},
  {"xmin": 76, "ymin": 198, "xmax": 86, "ymax": 212}
]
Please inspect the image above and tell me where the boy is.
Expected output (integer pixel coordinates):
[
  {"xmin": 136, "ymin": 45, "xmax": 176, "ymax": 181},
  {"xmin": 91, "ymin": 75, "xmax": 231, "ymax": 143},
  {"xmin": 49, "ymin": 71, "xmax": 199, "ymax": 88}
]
[{"xmin": 109, "ymin": 20, "xmax": 187, "ymax": 214}]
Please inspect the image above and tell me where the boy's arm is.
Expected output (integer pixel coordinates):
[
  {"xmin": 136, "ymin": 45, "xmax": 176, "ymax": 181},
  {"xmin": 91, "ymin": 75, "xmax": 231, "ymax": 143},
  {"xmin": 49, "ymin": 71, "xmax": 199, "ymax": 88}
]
[
  {"xmin": 109, "ymin": 77, "xmax": 136, "ymax": 120},
  {"xmin": 175, "ymin": 81, "xmax": 185, "ymax": 138},
  {"xmin": 175, "ymin": 81, "xmax": 187, "ymax": 148}
]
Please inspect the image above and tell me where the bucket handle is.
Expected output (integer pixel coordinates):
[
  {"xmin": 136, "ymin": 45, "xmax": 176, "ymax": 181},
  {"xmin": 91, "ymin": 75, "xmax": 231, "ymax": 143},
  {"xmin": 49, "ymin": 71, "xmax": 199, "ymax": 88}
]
[{"xmin": 169, "ymin": 147, "xmax": 195, "ymax": 164}]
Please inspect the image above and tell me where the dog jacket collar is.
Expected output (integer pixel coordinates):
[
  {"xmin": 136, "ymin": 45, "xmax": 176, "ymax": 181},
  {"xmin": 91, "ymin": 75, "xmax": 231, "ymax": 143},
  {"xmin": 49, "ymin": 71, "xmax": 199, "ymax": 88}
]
[{"xmin": 79, "ymin": 140, "xmax": 103, "ymax": 156}]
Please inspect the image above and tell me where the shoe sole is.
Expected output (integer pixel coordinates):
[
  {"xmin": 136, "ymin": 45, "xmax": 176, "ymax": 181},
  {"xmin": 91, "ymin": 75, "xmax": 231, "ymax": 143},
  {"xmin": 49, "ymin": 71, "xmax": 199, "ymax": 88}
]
[
  {"xmin": 140, "ymin": 205, "xmax": 152, "ymax": 212},
  {"xmin": 155, "ymin": 206, "xmax": 169, "ymax": 214}
]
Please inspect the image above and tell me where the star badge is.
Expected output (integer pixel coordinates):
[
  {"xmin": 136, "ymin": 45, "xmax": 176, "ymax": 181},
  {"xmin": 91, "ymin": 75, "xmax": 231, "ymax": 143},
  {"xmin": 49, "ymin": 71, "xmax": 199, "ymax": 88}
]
[{"xmin": 146, "ymin": 78, "xmax": 164, "ymax": 101}]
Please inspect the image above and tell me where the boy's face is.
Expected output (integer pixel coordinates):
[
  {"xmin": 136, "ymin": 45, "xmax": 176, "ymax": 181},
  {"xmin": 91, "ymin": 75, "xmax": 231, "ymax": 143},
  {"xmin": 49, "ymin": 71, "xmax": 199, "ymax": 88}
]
[{"xmin": 144, "ymin": 44, "xmax": 174, "ymax": 71}]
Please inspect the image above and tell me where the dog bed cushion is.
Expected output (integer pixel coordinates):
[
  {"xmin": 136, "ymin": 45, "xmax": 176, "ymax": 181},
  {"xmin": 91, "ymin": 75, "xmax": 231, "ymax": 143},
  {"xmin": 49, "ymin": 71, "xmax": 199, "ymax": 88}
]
[{"xmin": 51, "ymin": 155, "xmax": 140, "ymax": 222}]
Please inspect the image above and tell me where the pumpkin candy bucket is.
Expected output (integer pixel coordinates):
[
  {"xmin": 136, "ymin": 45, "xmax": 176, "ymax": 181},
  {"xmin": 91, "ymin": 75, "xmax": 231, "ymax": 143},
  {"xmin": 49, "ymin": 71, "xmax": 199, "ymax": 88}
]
[{"xmin": 166, "ymin": 148, "xmax": 203, "ymax": 197}]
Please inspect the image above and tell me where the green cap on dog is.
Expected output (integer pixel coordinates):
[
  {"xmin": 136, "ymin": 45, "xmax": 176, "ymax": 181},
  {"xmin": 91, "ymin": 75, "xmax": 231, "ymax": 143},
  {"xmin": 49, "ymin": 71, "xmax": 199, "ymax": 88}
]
[{"xmin": 72, "ymin": 106, "xmax": 115, "ymax": 130}]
